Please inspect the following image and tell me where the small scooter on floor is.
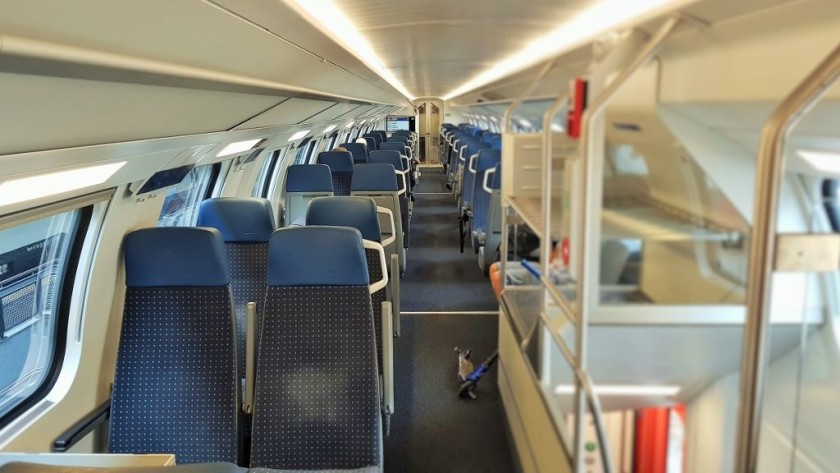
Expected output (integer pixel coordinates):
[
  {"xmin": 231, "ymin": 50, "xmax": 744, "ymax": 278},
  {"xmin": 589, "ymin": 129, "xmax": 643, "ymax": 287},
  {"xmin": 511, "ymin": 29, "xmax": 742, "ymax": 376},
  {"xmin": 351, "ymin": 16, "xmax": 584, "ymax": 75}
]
[{"xmin": 455, "ymin": 347, "xmax": 499, "ymax": 400}]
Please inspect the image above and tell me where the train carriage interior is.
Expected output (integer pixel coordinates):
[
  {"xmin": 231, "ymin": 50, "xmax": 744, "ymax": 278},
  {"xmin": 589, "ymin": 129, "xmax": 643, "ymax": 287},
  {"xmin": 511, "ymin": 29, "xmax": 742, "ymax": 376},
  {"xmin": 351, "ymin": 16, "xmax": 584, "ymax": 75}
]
[{"xmin": 0, "ymin": 0, "xmax": 839, "ymax": 472}]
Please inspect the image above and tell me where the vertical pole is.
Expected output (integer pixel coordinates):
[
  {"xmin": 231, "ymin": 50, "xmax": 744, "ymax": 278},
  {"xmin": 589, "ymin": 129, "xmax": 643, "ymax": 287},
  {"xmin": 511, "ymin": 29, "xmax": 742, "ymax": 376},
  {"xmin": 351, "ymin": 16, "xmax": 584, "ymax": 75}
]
[{"xmin": 734, "ymin": 43, "xmax": 840, "ymax": 473}]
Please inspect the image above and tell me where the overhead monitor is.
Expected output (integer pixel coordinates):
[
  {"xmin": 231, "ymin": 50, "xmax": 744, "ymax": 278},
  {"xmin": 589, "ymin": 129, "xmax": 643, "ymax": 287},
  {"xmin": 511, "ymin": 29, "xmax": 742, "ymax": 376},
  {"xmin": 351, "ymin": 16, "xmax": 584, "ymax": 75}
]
[{"xmin": 386, "ymin": 115, "xmax": 415, "ymax": 132}]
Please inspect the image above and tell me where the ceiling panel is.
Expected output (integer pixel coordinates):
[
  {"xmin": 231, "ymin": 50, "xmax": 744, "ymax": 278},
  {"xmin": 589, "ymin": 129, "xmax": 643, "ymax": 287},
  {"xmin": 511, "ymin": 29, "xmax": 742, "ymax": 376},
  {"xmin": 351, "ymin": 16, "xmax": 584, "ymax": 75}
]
[
  {"xmin": 331, "ymin": 0, "xmax": 595, "ymax": 98},
  {"xmin": 234, "ymin": 98, "xmax": 336, "ymax": 130}
]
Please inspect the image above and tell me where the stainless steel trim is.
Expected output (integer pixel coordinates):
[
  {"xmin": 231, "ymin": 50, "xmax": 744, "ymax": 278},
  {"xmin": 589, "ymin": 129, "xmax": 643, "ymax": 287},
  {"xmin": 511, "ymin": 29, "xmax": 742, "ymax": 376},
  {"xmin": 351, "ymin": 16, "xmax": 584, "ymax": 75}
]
[{"xmin": 735, "ymin": 43, "xmax": 840, "ymax": 473}]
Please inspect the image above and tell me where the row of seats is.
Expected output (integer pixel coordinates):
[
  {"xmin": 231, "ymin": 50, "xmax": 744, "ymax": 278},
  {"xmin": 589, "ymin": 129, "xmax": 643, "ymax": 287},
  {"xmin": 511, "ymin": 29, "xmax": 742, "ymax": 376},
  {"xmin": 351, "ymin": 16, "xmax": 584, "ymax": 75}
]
[
  {"xmin": 439, "ymin": 123, "xmax": 504, "ymax": 274},
  {"xmin": 286, "ymin": 149, "xmax": 415, "ymax": 274},
  {"xmin": 111, "ymin": 196, "xmax": 398, "ymax": 471}
]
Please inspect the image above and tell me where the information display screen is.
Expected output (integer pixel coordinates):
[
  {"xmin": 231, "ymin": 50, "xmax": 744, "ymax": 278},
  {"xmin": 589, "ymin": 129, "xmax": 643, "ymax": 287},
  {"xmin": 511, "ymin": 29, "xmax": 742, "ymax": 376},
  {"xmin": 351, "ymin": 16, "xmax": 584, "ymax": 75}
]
[{"xmin": 386, "ymin": 115, "xmax": 415, "ymax": 132}]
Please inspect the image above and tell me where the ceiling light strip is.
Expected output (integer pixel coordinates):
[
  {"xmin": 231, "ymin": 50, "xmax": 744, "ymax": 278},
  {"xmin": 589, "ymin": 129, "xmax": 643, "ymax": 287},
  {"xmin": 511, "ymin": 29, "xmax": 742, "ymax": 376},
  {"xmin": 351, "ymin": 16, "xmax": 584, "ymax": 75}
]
[
  {"xmin": 443, "ymin": 0, "xmax": 695, "ymax": 100},
  {"xmin": 284, "ymin": 0, "xmax": 415, "ymax": 100}
]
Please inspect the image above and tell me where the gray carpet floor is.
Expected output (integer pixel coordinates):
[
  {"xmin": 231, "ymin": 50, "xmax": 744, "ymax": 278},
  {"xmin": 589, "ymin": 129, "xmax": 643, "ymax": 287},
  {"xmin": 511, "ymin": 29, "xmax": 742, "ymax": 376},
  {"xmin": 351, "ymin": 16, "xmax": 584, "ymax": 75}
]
[{"xmin": 384, "ymin": 169, "xmax": 515, "ymax": 472}]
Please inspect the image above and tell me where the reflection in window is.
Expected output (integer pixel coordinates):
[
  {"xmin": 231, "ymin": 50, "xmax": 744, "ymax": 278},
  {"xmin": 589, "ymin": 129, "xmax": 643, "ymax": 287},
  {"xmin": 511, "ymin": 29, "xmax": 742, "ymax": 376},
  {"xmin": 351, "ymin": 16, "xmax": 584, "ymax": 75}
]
[
  {"xmin": 157, "ymin": 165, "xmax": 216, "ymax": 227},
  {"xmin": 610, "ymin": 144, "xmax": 649, "ymax": 176},
  {"xmin": 0, "ymin": 210, "xmax": 80, "ymax": 420}
]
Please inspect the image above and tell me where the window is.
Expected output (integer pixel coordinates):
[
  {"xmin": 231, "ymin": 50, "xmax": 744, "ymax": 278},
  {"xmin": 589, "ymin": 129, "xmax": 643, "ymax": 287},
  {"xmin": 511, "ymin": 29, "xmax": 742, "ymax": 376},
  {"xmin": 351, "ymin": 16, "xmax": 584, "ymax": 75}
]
[
  {"xmin": 0, "ymin": 208, "xmax": 86, "ymax": 423},
  {"xmin": 326, "ymin": 133, "xmax": 338, "ymax": 151},
  {"xmin": 304, "ymin": 139, "xmax": 319, "ymax": 164},
  {"xmin": 293, "ymin": 138, "xmax": 312, "ymax": 165},
  {"xmin": 253, "ymin": 149, "xmax": 285, "ymax": 198},
  {"xmin": 157, "ymin": 164, "xmax": 219, "ymax": 227}
]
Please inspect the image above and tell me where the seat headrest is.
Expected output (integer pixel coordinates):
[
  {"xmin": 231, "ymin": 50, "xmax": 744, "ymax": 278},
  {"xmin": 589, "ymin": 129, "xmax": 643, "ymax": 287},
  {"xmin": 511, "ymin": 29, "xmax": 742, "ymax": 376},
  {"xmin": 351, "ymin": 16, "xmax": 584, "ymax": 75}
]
[
  {"xmin": 476, "ymin": 149, "xmax": 502, "ymax": 171},
  {"xmin": 481, "ymin": 133, "xmax": 500, "ymax": 144},
  {"xmin": 317, "ymin": 151, "xmax": 354, "ymax": 172},
  {"xmin": 369, "ymin": 150, "xmax": 405, "ymax": 170},
  {"xmin": 372, "ymin": 131, "xmax": 388, "ymax": 142},
  {"xmin": 124, "ymin": 227, "xmax": 229, "ymax": 287},
  {"xmin": 268, "ymin": 226, "xmax": 369, "ymax": 286},
  {"xmin": 351, "ymin": 163, "xmax": 399, "ymax": 192},
  {"xmin": 340, "ymin": 142, "xmax": 369, "ymax": 162},
  {"xmin": 379, "ymin": 142, "xmax": 407, "ymax": 155},
  {"xmin": 306, "ymin": 196, "xmax": 381, "ymax": 242},
  {"xmin": 492, "ymin": 164, "xmax": 502, "ymax": 190},
  {"xmin": 359, "ymin": 136, "xmax": 376, "ymax": 150},
  {"xmin": 285, "ymin": 164, "xmax": 334, "ymax": 193},
  {"xmin": 387, "ymin": 136, "xmax": 409, "ymax": 144},
  {"xmin": 363, "ymin": 133, "xmax": 382, "ymax": 146},
  {"xmin": 197, "ymin": 198, "xmax": 275, "ymax": 242},
  {"xmin": 466, "ymin": 141, "xmax": 492, "ymax": 156}
]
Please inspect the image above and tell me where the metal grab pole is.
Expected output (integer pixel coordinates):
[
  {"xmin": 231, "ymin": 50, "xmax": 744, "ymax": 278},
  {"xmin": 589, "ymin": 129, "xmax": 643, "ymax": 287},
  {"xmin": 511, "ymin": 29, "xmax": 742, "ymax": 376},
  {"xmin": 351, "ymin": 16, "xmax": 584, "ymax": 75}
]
[
  {"xmin": 573, "ymin": 16, "xmax": 682, "ymax": 473},
  {"xmin": 734, "ymin": 43, "xmax": 840, "ymax": 473}
]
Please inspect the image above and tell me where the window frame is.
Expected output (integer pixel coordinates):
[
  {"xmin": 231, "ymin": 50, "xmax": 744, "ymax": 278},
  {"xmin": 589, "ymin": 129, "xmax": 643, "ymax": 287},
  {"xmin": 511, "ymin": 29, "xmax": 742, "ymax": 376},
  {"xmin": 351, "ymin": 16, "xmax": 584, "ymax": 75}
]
[
  {"xmin": 0, "ymin": 203, "xmax": 93, "ymax": 428},
  {"xmin": 156, "ymin": 163, "xmax": 221, "ymax": 227}
]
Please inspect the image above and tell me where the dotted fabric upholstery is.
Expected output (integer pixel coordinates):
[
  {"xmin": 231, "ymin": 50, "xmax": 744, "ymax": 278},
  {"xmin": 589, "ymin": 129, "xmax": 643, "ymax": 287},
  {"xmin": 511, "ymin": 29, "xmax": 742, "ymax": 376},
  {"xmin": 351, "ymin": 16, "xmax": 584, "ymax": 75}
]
[
  {"xmin": 332, "ymin": 173, "xmax": 352, "ymax": 196},
  {"xmin": 399, "ymin": 197, "xmax": 409, "ymax": 249},
  {"xmin": 250, "ymin": 286, "xmax": 381, "ymax": 471},
  {"xmin": 249, "ymin": 467, "xmax": 381, "ymax": 473},
  {"xmin": 225, "ymin": 243, "xmax": 269, "ymax": 378},
  {"xmin": 109, "ymin": 288, "xmax": 239, "ymax": 464},
  {"xmin": 462, "ymin": 165, "xmax": 476, "ymax": 208}
]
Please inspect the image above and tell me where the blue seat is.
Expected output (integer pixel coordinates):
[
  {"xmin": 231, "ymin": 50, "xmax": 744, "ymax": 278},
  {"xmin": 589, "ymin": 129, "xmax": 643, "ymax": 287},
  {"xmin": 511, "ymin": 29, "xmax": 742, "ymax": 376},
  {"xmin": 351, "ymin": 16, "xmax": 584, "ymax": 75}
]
[
  {"xmin": 283, "ymin": 164, "xmax": 333, "ymax": 226},
  {"xmin": 352, "ymin": 163, "xmax": 405, "ymax": 275},
  {"xmin": 469, "ymin": 150, "xmax": 502, "ymax": 250},
  {"xmin": 371, "ymin": 130, "xmax": 388, "ymax": 144},
  {"xmin": 197, "ymin": 198, "xmax": 275, "ymax": 380},
  {"xmin": 363, "ymin": 133, "xmax": 382, "ymax": 150},
  {"xmin": 305, "ymin": 197, "xmax": 396, "ymax": 426},
  {"xmin": 480, "ymin": 164, "xmax": 503, "ymax": 275},
  {"xmin": 111, "ymin": 227, "xmax": 239, "ymax": 464},
  {"xmin": 489, "ymin": 134, "xmax": 502, "ymax": 150},
  {"xmin": 340, "ymin": 142, "xmax": 369, "ymax": 164},
  {"xmin": 370, "ymin": 150, "xmax": 410, "ymax": 249},
  {"xmin": 317, "ymin": 151, "xmax": 354, "ymax": 196},
  {"xmin": 379, "ymin": 141, "xmax": 410, "ymax": 158},
  {"xmin": 462, "ymin": 141, "xmax": 493, "ymax": 212},
  {"xmin": 359, "ymin": 136, "xmax": 377, "ymax": 152},
  {"xmin": 481, "ymin": 132, "xmax": 500, "ymax": 144},
  {"xmin": 250, "ymin": 226, "xmax": 382, "ymax": 471}
]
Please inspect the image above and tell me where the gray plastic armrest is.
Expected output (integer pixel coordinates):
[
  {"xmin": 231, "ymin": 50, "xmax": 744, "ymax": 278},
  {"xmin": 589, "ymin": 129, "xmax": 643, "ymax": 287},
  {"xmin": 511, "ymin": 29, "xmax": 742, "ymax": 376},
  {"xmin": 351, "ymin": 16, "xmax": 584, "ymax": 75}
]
[
  {"xmin": 243, "ymin": 302, "xmax": 256, "ymax": 414},
  {"xmin": 390, "ymin": 254, "xmax": 401, "ymax": 337},
  {"xmin": 382, "ymin": 300, "xmax": 394, "ymax": 415}
]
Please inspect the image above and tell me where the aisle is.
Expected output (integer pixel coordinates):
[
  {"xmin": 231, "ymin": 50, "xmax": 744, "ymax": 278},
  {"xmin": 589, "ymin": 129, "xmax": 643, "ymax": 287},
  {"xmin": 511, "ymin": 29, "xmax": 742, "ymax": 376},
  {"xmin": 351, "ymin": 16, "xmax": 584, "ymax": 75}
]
[
  {"xmin": 400, "ymin": 168, "xmax": 499, "ymax": 312},
  {"xmin": 383, "ymin": 168, "xmax": 515, "ymax": 472}
]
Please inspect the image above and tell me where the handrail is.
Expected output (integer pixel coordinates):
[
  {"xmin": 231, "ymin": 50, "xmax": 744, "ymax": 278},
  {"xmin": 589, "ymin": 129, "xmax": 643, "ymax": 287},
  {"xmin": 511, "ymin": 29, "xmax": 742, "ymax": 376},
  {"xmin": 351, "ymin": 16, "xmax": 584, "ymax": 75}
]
[
  {"xmin": 502, "ymin": 60, "xmax": 556, "ymax": 133},
  {"xmin": 572, "ymin": 16, "xmax": 682, "ymax": 473},
  {"xmin": 734, "ymin": 42, "xmax": 840, "ymax": 473}
]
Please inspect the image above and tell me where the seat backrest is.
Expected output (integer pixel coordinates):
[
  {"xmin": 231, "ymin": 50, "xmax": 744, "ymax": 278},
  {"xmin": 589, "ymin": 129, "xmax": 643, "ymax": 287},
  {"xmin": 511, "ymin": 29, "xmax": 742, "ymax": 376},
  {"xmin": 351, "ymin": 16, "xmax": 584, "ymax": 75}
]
[
  {"xmin": 370, "ymin": 150, "xmax": 407, "ymax": 190},
  {"xmin": 111, "ymin": 227, "xmax": 239, "ymax": 464},
  {"xmin": 379, "ymin": 141, "xmax": 407, "ymax": 156},
  {"xmin": 197, "ymin": 197, "xmax": 275, "ymax": 377},
  {"xmin": 481, "ymin": 132, "xmax": 500, "ymax": 144},
  {"xmin": 462, "ymin": 142, "xmax": 493, "ymax": 208},
  {"xmin": 371, "ymin": 130, "xmax": 388, "ymax": 144},
  {"xmin": 340, "ymin": 142, "xmax": 369, "ymax": 164},
  {"xmin": 251, "ymin": 226, "xmax": 381, "ymax": 471},
  {"xmin": 284, "ymin": 164, "xmax": 333, "ymax": 226},
  {"xmin": 387, "ymin": 135, "xmax": 409, "ymax": 145},
  {"xmin": 351, "ymin": 163, "xmax": 404, "ymax": 268},
  {"xmin": 316, "ymin": 151, "xmax": 355, "ymax": 196},
  {"xmin": 359, "ymin": 135, "xmax": 377, "ymax": 151},
  {"xmin": 363, "ymin": 133, "xmax": 382, "ymax": 149},
  {"xmin": 489, "ymin": 134, "xmax": 502, "ymax": 150},
  {"xmin": 470, "ymin": 150, "xmax": 502, "ymax": 233},
  {"xmin": 305, "ymin": 197, "xmax": 388, "ymax": 388}
]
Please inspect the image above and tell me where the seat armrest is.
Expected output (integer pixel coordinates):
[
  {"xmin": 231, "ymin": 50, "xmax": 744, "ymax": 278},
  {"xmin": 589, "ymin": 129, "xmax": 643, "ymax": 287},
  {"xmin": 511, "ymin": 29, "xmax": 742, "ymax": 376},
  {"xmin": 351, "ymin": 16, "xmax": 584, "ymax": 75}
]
[
  {"xmin": 53, "ymin": 399, "xmax": 111, "ymax": 452},
  {"xmin": 381, "ymin": 301, "xmax": 394, "ymax": 416},
  {"xmin": 390, "ymin": 254, "xmax": 401, "ymax": 337},
  {"xmin": 376, "ymin": 206, "xmax": 397, "ymax": 249},
  {"xmin": 364, "ymin": 240, "xmax": 389, "ymax": 294}
]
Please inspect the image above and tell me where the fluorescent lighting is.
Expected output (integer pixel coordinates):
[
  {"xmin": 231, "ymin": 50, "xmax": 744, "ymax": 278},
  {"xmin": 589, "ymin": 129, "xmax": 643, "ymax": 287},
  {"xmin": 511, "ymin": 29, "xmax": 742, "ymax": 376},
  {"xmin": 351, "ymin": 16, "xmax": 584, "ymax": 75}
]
[
  {"xmin": 323, "ymin": 124, "xmax": 337, "ymax": 133},
  {"xmin": 554, "ymin": 384, "xmax": 681, "ymax": 396},
  {"xmin": 797, "ymin": 149, "xmax": 840, "ymax": 173},
  {"xmin": 288, "ymin": 130, "xmax": 311, "ymax": 142},
  {"xmin": 359, "ymin": 119, "xmax": 367, "ymax": 125},
  {"xmin": 284, "ymin": 0, "xmax": 415, "ymax": 100},
  {"xmin": 345, "ymin": 121, "xmax": 356, "ymax": 128},
  {"xmin": 0, "ymin": 162, "xmax": 126, "ymax": 207},
  {"xmin": 442, "ymin": 0, "xmax": 691, "ymax": 100},
  {"xmin": 217, "ymin": 139, "xmax": 263, "ymax": 157}
]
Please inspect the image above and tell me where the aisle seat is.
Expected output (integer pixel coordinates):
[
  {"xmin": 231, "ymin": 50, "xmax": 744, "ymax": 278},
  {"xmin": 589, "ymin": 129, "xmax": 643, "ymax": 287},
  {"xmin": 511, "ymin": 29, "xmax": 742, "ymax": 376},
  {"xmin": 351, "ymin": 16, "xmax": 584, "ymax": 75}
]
[
  {"xmin": 470, "ymin": 149, "xmax": 502, "ymax": 251},
  {"xmin": 363, "ymin": 133, "xmax": 382, "ymax": 150},
  {"xmin": 111, "ymin": 228, "xmax": 240, "ymax": 464},
  {"xmin": 369, "ymin": 150, "xmax": 411, "ymax": 249},
  {"xmin": 305, "ymin": 197, "xmax": 397, "ymax": 428},
  {"xmin": 340, "ymin": 142, "xmax": 369, "ymax": 164},
  {"xmin": 480, "ymin": 164, "xmax": 503, "ymax": 275},
  {"xmin": 359, "ymin": 136, "xmax": 377, "ymax": 153},
  {"xmin": 352, "ymin": 163, "xmax": 406, "ymax": 275},
  {"xmin": 316, "ymin": 151, "xmax": 355, "ymax": 196},
  {"xmin": 460, "ymin": 141, "xmax": 492, "ymax": 213},
  {"xmin": 283, "ymin": 164, "xmax": 333, "ymax": 227},
  {"xmin": 250, "ymin": 226, "xmax": 383, "ymax": 472}
]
